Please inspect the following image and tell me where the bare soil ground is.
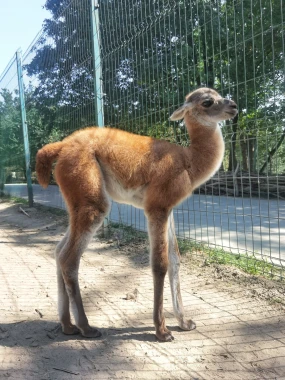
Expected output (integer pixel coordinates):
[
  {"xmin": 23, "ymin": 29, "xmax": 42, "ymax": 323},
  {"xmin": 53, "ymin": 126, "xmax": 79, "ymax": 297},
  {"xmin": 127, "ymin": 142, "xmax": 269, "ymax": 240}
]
[{"xmin": 0, "ymin": 200, "xmax": 285, "ymax": 380}]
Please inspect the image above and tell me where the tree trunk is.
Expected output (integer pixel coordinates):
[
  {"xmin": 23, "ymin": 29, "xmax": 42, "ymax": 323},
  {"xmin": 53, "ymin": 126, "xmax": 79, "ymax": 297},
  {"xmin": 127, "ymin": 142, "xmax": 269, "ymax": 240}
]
[{"xmin": 248, "ymin": 137, "xmax": 257, "ymax": 173}]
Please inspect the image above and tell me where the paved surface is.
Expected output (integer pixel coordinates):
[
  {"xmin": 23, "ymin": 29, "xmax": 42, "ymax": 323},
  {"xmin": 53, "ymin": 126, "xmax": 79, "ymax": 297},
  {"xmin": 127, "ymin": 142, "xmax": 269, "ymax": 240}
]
[
  {"xmin": 0, "ymin": 201, "xmax": 285, "ymax": 379},
  {"xmin": 4, "ymin": 184, "xmax": 285, "ymax": 266}
]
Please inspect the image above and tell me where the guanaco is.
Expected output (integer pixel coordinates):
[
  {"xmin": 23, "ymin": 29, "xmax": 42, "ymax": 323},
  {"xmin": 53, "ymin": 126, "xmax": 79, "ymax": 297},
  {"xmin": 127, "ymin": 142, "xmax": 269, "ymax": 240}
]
[{"xmin": 36, "ymin": 87, "xmax": 237, "ymax": 341}]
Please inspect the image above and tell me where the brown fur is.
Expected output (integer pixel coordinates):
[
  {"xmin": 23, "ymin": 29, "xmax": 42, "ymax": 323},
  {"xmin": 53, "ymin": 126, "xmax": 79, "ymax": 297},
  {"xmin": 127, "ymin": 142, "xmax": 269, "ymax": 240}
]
[{"xmin": 36, "ymin": 88, "xmax": 237, "ymax": 341}]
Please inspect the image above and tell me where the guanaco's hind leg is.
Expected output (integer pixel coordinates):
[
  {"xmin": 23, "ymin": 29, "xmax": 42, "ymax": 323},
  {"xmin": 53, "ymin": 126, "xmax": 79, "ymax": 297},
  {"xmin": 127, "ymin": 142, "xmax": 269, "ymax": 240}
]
[
  {"xmin": 55, "ymin": 155, "xmax": 110, "ymax": 337},
  {"xmin": 168, "ymin": 212, "xmax": 196, "ymax": 331},
  {"xmin": 55, "ymin": 227, "xmax": 80, "ymax": 335},
  {"xmin": 57, "ymin": 217, "xmax": 106, "ymax": 337}
]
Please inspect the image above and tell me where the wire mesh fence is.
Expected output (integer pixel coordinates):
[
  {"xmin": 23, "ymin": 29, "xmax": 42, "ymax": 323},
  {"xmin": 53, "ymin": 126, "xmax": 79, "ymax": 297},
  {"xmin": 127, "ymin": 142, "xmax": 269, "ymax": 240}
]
[
  {"xmin": 100, "ymin": 0, "xmax": 285, "ymax": 275},
  {"xmin": 0, "ymin": 0, "xmax": 284, "ymax": 277}
]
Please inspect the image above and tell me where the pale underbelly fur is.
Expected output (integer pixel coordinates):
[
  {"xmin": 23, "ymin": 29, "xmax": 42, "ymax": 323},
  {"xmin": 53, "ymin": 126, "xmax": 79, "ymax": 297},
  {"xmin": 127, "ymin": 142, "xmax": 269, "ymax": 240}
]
[{"xmin": 101, "ymin": 167, "xmax": 146, "ymax": 209}]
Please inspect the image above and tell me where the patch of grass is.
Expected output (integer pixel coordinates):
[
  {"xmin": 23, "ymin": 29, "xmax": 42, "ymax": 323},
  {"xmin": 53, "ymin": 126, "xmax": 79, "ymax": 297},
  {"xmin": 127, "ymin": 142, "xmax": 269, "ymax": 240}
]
[
  {"xmin": 1, "ymin": 194, "xmax": 68, "ymax": 219},
  {"xmin": 0, "ymin": 194, "xmax": 29, "ymax": 205},
  {"xmin": 178, "ymin": 238, "xmax": 203, "ymax": 255},
  {"xmin": 269, "ymin": 297, "xmax": 285, "ymax": 306},
  {"xmin": 104, "ymin": 221, "xmax": 147, "ymax": 244},
  {"xmin": 178, "ymin": 238, "xmax": 284, "ymax": 281},
  {"xmin": 35, "ymin": 203, "xmax": 67, "ymax": 217}
]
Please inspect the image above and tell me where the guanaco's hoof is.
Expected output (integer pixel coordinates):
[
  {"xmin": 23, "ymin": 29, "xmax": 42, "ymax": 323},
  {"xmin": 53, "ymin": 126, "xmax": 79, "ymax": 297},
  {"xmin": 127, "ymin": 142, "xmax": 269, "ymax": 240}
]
[
  {"xmin": 81, "ymin": 326, "xmax": 102, "ymax": 338},
  {"xmin": 179, "ymin": 319, "xmax": 196, "ymax": 331},
  {"xmin": 62, "ymin": 324, "xmax": 80, "ymax": 335},
  {"xmin": 156, "ymin": 328, "xmax": 174, "ymax": 342}
]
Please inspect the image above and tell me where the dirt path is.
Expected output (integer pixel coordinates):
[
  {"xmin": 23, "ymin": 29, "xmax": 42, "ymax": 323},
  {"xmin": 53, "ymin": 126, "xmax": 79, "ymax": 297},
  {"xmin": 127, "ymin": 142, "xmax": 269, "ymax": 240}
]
[{"xmin": 0, "ymin": 201, "xmax": 285, "ymax": 379}]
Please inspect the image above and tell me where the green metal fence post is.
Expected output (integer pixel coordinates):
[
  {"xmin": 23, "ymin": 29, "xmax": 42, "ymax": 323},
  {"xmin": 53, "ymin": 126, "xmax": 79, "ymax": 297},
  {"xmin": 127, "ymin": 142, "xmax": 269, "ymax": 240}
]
[
  {"xmin": 90, "ymin": 0, "xmax": 104, "ymax": 127},
  {"xmin": 0, "ymin": 166, "xmax": 5, "ymax": 192},
  {"xmin": 90, "ymin": 0, "xmax": 108, "ymax": 230},
  {"xmin": 16, "ymin": 49, "xmax": 33, "ymax": 207}
]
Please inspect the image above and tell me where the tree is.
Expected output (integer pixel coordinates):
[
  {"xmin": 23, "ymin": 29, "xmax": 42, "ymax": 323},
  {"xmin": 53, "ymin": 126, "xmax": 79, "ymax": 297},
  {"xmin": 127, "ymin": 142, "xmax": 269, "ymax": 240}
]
[
  {"xmin": 0, "ymin": 86, "xmax": 65, "ymax": 180},
  {"xmin": 24, "ymin": 0, "xmax": 96, "ymax": 135},
  {"xmin": 0, "ymin": 89, "xmax": 24, "ymax": 167}
]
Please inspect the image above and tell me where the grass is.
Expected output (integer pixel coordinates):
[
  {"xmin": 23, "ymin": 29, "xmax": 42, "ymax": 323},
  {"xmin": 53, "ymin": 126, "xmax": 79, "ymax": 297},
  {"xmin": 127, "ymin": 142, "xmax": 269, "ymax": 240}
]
[
  {"xmin": 0, "ymin": 193, "xmax": 68, "ymax": 217},
  {"xmin": 36, "ymin": 204, "xmax": 67, "ymax": 217},
  {"xmin": 269, "ymin": 297, "xmax": 285, "ymax": 306},
  {"xmin": 178, "ymin": 238, "xmax": 284, "ymax": 281},
  {"xmin": 0, "ymin": 194, "xmax": 29, "ymax": 205},
  {"xmin": 102, "ymin": 221, "xmax": 147, "ymax": 244}
]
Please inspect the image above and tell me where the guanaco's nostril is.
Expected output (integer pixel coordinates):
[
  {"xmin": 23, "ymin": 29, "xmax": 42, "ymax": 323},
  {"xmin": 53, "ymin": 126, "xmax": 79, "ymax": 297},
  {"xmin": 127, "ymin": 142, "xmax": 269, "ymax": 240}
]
[{"xmin": 230, "ymin": 102, "xmax": 237, "ymax": 109}]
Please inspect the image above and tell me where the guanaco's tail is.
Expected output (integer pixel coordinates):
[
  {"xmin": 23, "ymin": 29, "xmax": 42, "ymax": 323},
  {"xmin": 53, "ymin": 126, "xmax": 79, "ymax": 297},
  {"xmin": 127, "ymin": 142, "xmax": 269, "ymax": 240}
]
[{"xmin": 36, "ymin": 141, "xmax": 64, "ymax": 188}]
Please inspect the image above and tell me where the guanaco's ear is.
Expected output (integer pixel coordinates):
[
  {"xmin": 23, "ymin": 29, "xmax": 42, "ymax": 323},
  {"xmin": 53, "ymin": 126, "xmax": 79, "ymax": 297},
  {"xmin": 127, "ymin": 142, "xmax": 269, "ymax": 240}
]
[{"xmin": 169, "ymin": 103, "xmax": 192, "ymax": 121}]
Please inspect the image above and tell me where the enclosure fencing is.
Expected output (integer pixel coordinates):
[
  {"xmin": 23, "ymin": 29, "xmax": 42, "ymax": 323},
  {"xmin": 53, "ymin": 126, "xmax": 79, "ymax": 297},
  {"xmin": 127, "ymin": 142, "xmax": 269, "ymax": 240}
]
[{"xmin": 0, "ymin": 0, "xmax": 284, "ymax": 278}]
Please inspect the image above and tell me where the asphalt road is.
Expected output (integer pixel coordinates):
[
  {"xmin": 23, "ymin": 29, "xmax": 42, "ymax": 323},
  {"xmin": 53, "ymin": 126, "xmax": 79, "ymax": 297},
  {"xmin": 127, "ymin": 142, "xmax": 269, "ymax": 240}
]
[{"xmin": 4, "ymin": 183, "xmax": 285, "ymax": 266}]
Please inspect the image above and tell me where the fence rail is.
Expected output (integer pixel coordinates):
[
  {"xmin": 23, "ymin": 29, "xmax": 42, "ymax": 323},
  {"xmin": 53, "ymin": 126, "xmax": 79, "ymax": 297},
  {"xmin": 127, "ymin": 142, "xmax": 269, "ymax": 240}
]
[{"xmin": 0, "ymin": 0, "xmax": 284, "ymax": 277}]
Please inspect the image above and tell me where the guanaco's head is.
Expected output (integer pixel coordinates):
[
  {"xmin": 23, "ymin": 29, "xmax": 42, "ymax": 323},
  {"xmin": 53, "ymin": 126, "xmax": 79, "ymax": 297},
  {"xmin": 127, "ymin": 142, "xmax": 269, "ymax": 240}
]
[{"xmin": 170, "ymin": 87, "xmax": 238, "ymax": 125}]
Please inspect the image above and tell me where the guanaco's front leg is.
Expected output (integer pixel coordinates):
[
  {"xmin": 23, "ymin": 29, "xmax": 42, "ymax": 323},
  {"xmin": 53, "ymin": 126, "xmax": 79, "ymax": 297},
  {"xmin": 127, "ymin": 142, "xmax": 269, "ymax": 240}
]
[
  {"xmin": 168, "ymin": 211, "xmax": 196, "ymax": 331},
  {"xmin": 147, "ymin": 210, "xmax": 173, "ymax": 341}
]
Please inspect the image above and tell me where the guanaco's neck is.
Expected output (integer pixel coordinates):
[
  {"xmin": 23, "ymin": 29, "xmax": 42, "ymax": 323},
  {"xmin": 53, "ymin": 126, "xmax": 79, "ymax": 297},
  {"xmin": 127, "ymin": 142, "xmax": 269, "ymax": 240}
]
[{"xmin": 184, "ymin": 113, "xmax": 225, "ymax": 190}]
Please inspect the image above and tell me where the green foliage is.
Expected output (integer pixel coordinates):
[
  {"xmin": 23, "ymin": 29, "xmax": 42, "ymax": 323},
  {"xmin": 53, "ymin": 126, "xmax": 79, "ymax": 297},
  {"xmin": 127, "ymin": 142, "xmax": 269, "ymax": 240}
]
[
  {"xmin": 0, "ymin": 86, "xmax": 66, "ymax": 177},
  {"xmin": 0, "ymin": 89, "xmax": 23, "ymax": 161}
]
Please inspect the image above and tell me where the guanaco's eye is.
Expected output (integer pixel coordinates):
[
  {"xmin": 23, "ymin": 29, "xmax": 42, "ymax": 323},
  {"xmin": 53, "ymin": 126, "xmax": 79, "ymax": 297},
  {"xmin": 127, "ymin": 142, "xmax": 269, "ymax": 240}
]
[{"xmin": 202, "ymin": 99, "xmax": 214, "ymax": 108}]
